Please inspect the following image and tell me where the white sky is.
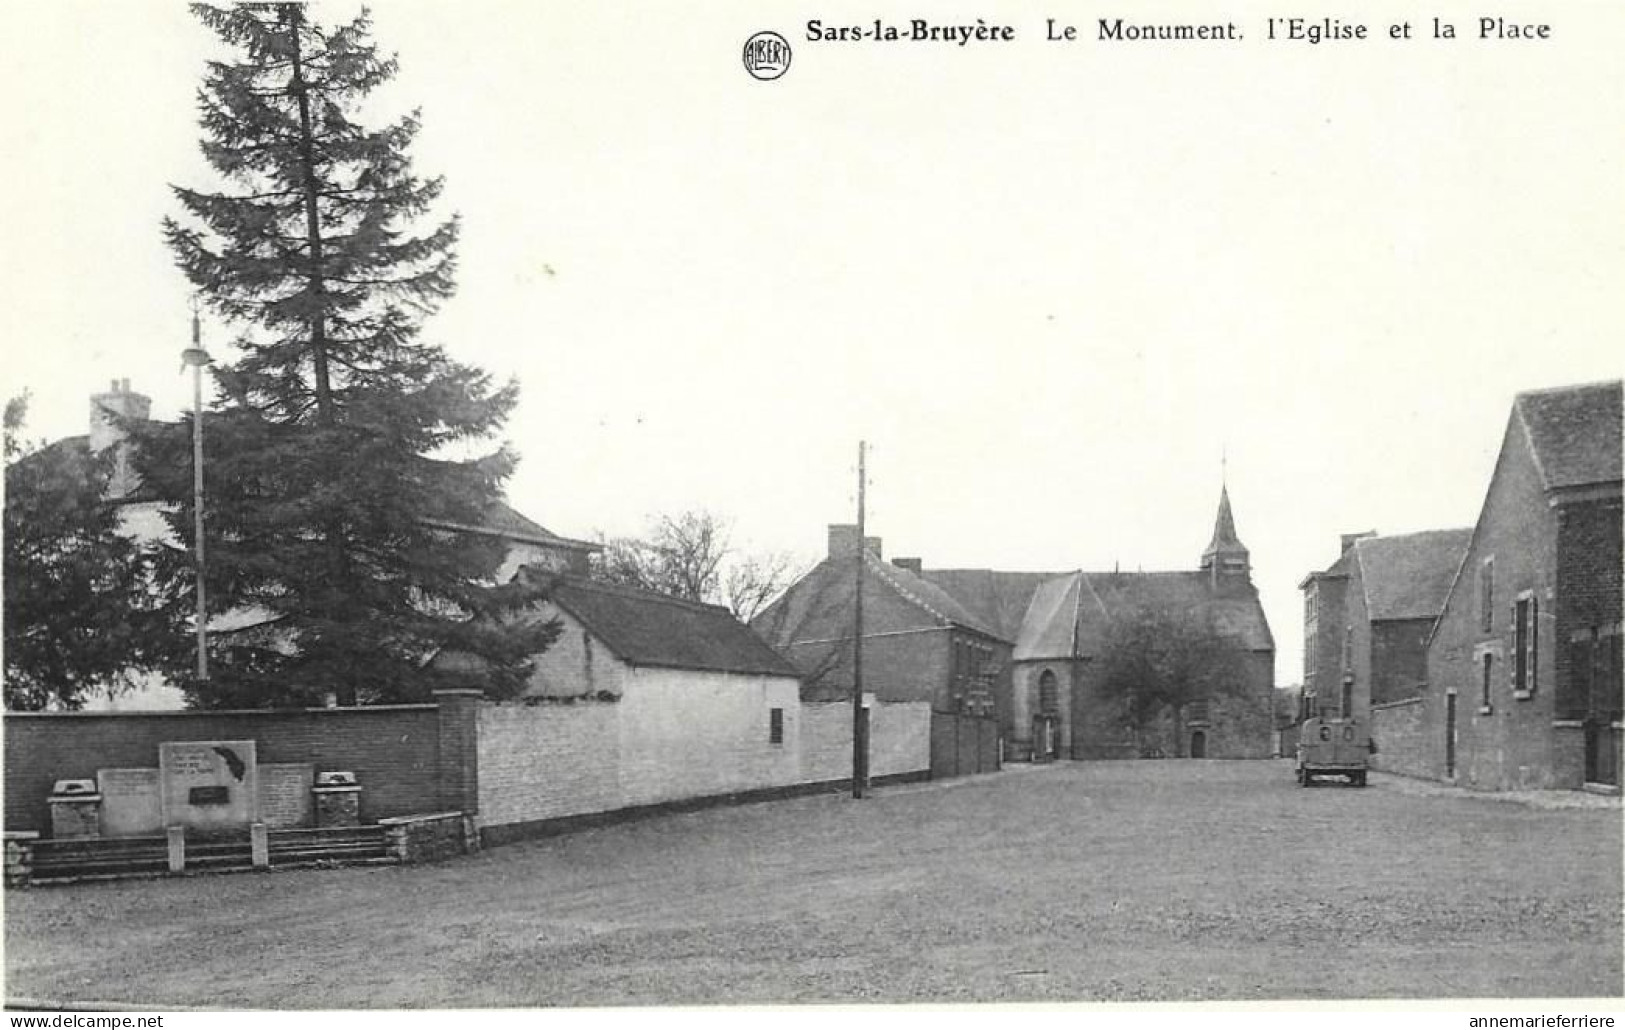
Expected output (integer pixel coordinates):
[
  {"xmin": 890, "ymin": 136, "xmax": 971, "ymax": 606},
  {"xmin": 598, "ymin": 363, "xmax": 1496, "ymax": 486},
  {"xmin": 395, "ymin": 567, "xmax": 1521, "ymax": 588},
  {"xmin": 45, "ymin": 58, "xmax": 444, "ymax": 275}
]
[{"xmin": 3, "ymin": 0, "xmax": 1621, "ymax": 686}]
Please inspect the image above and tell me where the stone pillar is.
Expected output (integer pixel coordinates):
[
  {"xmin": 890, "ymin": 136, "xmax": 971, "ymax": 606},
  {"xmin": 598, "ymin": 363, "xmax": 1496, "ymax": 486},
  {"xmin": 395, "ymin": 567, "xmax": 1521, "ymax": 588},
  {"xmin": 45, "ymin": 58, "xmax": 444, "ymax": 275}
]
[
  {"xmin": 4, "ymin": 831, "xmax": 39, "ymax": 888},
  {"xmin": 250, "ymin": 822, "xmax": 269, "ymax": 868},
  {"xmin": 433, "ymin": 688, "xmax": 483, "ymax": 817},
  {"xmin": 166, "ymin": 826, "xmax": 186, "ymax": 873}
]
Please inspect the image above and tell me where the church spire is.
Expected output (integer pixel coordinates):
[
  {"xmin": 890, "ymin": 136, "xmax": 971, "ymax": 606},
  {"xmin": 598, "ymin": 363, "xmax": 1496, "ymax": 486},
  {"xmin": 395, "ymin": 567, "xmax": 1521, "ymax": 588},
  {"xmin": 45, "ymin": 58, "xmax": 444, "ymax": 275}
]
[{"xmin": 1200, "ymin": 483, "xmax": 1251, "ymax": 583}]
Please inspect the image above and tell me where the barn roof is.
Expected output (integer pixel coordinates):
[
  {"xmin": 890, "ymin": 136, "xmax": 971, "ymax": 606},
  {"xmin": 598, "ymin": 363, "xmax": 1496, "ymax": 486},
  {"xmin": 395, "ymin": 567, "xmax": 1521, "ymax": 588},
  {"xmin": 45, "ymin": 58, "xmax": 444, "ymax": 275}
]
[
  {"xmin": 1352, "ymin": 528, "xmax": 1474, "ymax": 622},
  {"xmin": 549, "ymin": 576, "xmax": 799, "ymax": 678},
  {"xmin": 1515, "ymin": 380, "xmax": 1622, "ymax": 492}
]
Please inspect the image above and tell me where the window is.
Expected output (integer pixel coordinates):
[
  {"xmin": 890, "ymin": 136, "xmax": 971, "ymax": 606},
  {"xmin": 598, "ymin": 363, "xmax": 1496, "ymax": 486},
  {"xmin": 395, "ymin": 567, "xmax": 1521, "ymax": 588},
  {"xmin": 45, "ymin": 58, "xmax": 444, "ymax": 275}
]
[
  {"xmin": 1513, "ymin": 594, "xmax": 1537, "ymax": 697},
  {"xmin": 1480, "ymin": 652, "xmax": 1494, "ymax": 712},
  {"xmin": 768, "ymin": 707, "xmax": 784, "ymax": 745},
  {"xmin": 1038, "ymin": 669, "xmax": 1059, "ymax": 714},
  {"xmin": 1479, "ymin": 558, "xmax": 1495, "ymax": 634}
]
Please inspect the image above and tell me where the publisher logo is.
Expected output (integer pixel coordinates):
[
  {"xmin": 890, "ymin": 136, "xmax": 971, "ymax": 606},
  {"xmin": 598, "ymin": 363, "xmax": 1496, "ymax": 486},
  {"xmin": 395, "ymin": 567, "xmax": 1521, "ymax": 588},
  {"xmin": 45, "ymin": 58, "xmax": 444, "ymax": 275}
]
[{"xmin": 743, "ymin": 31, "xmax": 791, "ymax": 80}]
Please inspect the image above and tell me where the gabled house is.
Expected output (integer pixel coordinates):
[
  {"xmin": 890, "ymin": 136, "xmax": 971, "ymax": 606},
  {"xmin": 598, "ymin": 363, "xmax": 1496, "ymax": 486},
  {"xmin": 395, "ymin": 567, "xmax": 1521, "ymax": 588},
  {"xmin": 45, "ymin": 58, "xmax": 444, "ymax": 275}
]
[
  {"xmin": 1300, "ymin": 527, "xmax": 1472, "ymax": 721},
  {"xmin": 750, "ymin": 527, "xmax": 1011, "ymax": 777},
  {"xmin": 1407, "ymin": 380, "xmax": 1622, "ymax": 790}
]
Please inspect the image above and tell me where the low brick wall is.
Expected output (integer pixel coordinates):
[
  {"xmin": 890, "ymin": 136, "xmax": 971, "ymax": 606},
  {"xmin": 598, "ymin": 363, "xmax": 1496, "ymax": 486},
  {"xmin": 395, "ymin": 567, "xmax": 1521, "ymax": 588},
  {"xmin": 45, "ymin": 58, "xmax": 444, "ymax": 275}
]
[
  {"xmin": 3, "ymin": 702, "xmax": 458, "ymax": 834},
  {"xmin": 1370, "ymin": 697, "xmax": 1432, "ymax": 779}
]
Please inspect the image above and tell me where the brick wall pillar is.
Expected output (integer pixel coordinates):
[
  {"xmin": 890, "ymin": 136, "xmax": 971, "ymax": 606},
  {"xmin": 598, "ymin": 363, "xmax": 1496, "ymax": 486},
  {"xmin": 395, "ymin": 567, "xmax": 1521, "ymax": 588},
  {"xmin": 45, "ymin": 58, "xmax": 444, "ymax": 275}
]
[{"xmin": 433, "ymin": 688, "xmax": 483, "ymax": 816}]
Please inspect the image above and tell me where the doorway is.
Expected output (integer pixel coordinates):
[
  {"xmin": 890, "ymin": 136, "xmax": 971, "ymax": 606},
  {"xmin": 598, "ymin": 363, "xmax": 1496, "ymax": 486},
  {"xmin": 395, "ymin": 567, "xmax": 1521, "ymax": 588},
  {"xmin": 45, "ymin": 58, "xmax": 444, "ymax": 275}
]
[{"xmin": 1190, "ymin": 730, "xmax": 1207, "ymax": 759}]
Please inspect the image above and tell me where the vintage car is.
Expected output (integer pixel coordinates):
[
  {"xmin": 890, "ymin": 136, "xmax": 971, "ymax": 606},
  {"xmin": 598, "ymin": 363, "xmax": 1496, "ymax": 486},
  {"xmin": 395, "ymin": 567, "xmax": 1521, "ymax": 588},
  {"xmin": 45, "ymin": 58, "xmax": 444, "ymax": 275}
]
[{"xmin": 1296, "ymin": 715, "xmax": 1374, "ymax": 786}]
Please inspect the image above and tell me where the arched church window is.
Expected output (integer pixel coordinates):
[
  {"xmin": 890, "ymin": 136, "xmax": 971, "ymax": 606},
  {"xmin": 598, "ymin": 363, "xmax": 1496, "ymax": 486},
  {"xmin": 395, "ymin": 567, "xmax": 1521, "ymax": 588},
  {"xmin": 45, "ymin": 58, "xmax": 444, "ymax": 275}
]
[{"xmin": 1038, "ymin": 669, "xmax": 1059, "ymax": 714}]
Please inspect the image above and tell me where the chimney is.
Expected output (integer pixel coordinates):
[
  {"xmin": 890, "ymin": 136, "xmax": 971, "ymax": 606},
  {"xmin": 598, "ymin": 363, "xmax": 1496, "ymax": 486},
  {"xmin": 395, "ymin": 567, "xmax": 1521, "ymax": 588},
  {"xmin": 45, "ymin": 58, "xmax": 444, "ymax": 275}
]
[
  {"xmin": 828, "ymin": 524, "xmax": 860, "ymax": 560},
  {"xmin": 891, "ymin": 557, "xmax": 922, "ymax": 574},
  {"xmin": 88, "ymin": 379, "xmax": 152, "ymax": 453},
  {"xmin": 89, "ymin": 380, "xmax": 153, "ymax": 500},
  {"xmin": 827, "ymin": 525, "xmax": 883, "ymax": 561},
  {"xmin": 1340, "ymin": 531, "xmax": 1377, "ymax": 554}
]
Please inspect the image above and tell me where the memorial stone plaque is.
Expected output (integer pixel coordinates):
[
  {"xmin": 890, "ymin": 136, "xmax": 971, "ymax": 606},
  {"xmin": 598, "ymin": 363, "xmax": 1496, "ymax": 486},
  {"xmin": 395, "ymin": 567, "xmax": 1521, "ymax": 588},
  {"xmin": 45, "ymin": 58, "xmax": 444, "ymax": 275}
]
[
  {"xmin": 159, "ymin": 740, "xmax": 258, "ymax": 834},
  {"xmin": 97, "ymin": 768, "xmax": 163, "ymax": 837},
  {"xmin": 257, "ymin": 763, "xmax": 315, "ymax": 829}
]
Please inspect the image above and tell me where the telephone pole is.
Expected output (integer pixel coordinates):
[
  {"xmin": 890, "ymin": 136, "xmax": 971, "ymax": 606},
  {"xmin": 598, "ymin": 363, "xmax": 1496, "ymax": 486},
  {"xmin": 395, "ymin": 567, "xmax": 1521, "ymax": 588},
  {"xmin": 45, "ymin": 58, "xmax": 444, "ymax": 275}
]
[
  {"xmin": 852, "ymin": 440, "xmax": 869, "ymax": 799},
  {"xmin": 181, "ymin": 300, "xmax": 212, "ymax": 680}
]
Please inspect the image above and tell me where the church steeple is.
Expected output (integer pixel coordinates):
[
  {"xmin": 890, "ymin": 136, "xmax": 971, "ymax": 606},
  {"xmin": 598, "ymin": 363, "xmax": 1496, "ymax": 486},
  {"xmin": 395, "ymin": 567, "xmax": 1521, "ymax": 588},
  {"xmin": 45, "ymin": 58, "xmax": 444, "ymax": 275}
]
[{"xmin": 1200, "ymin": 483, "xmax": 1251, "ymax": 586}]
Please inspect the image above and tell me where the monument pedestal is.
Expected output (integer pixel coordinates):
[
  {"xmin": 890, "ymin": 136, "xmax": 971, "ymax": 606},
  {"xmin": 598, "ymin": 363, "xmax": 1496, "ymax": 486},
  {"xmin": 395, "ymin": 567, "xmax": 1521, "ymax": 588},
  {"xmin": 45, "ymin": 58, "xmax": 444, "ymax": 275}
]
[{"xmin": 313, "ymin": 784, "xmax": 362, "ymax": 827}]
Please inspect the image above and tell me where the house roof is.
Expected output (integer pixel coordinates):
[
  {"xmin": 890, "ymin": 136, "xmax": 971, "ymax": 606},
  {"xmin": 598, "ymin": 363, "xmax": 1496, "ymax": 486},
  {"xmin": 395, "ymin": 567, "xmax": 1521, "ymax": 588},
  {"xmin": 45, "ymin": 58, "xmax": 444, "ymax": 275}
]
[
  {"xmin": 424, "ymin": 500, "xmax": 599, "ymax": 552},
  {"xmin": 1515, "ymin": 380, "xmax": 1623, "ymax": 492},
  {"xmin": 919, "ymin": 569, "xmax": 1058, "ymax": 642},
  {"xmin": 548, "ymin": 576, "xmax": 799, "ymax": 678},
  {"xmin": 1352, "ymin": 528, "xmax": 1474, "ymax": 622},
  {"xmin": 862, "ymin": 555, "xmax": 1007, "ymax": 640}
]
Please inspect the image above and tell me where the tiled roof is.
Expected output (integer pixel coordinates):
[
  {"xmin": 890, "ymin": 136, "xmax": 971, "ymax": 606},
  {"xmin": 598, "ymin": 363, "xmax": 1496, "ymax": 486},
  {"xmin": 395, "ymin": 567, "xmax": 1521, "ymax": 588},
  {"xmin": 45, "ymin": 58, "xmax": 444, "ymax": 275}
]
[
  {"xmin": 864, "ymin": 555, "xmax": 1007, "ymax": 640},
  {"xmin": 1516, "ymin": 380, "xmax": 1623, "ymax": 491},
  {"xmin": 1353, "ymin": 528, "xmax": 1474, "ymax": 622},
  {"xmin": 920, "ymin": 569, "xmax": 1058, "ymax": 642},
  {"xmin": 549, "ymin": 576, "xmax": 799, "ymax": 678}
]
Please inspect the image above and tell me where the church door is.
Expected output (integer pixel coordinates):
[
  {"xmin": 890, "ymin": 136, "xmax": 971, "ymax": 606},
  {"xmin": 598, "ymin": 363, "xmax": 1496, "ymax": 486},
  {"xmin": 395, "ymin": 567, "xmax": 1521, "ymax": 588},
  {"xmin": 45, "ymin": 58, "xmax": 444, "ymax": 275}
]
[{"xmin": 1190, "ymin": 730, "xmax": 1207, "ymax": 759}]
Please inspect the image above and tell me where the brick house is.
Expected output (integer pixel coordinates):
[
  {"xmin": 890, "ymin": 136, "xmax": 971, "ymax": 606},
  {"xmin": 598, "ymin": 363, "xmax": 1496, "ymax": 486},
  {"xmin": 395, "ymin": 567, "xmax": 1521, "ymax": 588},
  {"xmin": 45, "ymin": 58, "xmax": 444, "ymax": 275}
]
[
  {"xmin": 1398, "ymin": 380, "xmax": 1621, "ymax": 790},
  {"xmin": 1299, "ymin": 528, "xmax": 1472, "ymax": 722},
  {"xmin": 750, "ymin": 527, "xmax": 1010, "ymax": 776}
]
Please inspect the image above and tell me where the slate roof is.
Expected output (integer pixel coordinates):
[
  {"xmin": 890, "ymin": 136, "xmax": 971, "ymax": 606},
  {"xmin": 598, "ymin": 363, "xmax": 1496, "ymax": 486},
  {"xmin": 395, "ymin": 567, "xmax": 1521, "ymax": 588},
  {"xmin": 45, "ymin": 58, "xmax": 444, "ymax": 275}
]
[
  {"xmin": 548, "ymin": 576, "xmax": 800, "ymax": 678},
  {"xmin": 1011, "ymin": 574, "xmax": 1082, "ymax": 661},
  {"xmin": 926, "ymin": 567, "xmax": 1276, "ymax": 661},
  {"xmin": 1515, "ymin": 380, "xmax": 1623, "ymax": 491},
  {"xmin": 427, "ymin": 500, "xmax": 599, "ymax": 552},
  {"xmin": 1076, "ymin": 571, "xmax": 1275, "ymax": 655},
  {"xmin": 1352, "ymin": 528, "xmax": 1474, "ymax": 622}
]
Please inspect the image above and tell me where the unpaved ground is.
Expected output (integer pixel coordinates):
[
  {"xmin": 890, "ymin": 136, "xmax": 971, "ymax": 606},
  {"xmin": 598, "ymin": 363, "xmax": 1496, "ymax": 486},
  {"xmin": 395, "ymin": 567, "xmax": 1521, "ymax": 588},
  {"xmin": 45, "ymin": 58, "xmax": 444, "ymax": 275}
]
[{"xmin": 4, "ymin": 760, "xmax": 1620, "ymax": 1007}]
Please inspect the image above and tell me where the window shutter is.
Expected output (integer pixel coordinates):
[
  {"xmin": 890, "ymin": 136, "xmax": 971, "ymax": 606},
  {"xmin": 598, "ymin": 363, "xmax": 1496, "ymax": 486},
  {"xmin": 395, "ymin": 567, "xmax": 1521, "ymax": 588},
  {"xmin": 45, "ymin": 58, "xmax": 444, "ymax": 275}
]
[{"xmin": 1530, "ymin": 596, "xmax": 1539, "ymax": 694}]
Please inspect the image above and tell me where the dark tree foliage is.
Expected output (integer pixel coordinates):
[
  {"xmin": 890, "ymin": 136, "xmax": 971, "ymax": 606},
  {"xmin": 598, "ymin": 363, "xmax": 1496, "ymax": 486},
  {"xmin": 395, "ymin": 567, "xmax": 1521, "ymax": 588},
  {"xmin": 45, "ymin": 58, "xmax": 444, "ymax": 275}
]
[
  {"xmin": 136, "ymin": 4, "xmax": 557, "ymax": 707},
  {"xmin": 1092, "ymin": 603, "xmax": 1252, "ymax": 756},
  {"xmin": 3, "ymin": 397, "xmax": 182, "ymax": 710}
]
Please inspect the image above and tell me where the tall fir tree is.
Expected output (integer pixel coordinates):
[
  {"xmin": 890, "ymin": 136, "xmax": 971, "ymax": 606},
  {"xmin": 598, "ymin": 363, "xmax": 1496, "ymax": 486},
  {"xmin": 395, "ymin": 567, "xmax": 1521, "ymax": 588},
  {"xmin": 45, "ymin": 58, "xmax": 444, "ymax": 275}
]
[{"xmin": 137, "ymin": 3, "xmax": 557, "ymax": 707}]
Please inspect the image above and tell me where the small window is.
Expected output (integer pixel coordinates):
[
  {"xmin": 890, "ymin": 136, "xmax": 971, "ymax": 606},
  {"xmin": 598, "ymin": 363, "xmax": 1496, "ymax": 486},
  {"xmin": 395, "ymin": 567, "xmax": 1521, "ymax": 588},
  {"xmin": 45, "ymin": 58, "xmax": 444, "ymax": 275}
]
[
  {"xmin": 1480, "ymin": 653, "xmax": 1493, "ymax": 712},
  {"xmin": 1479, "ymin": 559, "xmax": 1495, "ymax": 634},
  {"xmin": 769, "ymin": 707, "xmax": 784, "ymax": 745},
  {"xmin": 1513, "ymin": 595, "xmax": 1537, "ymax": 697}
]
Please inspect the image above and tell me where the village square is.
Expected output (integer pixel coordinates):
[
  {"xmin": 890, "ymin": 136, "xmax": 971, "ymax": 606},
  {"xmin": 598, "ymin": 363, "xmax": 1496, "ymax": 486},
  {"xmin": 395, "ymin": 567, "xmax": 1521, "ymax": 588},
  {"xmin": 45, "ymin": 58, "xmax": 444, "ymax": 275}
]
[{"xmin": 3, "ymin": 1, "xmax": 1622, "ymax": 1014}]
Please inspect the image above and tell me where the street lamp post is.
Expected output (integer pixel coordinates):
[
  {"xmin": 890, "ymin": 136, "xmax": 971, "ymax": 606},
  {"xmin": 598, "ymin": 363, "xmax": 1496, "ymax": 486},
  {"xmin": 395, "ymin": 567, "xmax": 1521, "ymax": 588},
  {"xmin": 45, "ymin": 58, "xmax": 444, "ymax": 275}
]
[{"xmin": 181, "ymin": 303, "xmax": 212, "ymax": 681}]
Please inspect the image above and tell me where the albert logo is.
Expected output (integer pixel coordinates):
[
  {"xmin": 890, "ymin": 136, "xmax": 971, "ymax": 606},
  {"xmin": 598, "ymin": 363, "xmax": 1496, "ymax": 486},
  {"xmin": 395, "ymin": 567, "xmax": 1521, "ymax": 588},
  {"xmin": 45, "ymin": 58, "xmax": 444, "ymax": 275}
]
[{"xmin": 743, "ymin": 31, "xmax": 791, "ymax": 80}]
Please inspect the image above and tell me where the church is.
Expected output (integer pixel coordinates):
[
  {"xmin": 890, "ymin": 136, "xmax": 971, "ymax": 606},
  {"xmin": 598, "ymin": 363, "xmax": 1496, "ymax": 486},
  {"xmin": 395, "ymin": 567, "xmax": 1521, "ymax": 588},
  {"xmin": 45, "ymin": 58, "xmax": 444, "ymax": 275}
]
[{"xmin": 755, "ymin": 488, "xmax": 1277, "ymax": 763}]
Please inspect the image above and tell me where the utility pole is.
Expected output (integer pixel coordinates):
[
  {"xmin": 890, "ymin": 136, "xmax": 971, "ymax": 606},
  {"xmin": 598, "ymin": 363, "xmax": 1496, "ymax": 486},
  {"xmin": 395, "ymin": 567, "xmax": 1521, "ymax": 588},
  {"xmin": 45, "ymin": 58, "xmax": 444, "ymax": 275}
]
[
  {"xmin": 181, "ymin": 300, "xmax": 212, "ymax": 680},
  {"xmin": 852, "ymin": 440, "xmax": 869, "ymax": 799}
]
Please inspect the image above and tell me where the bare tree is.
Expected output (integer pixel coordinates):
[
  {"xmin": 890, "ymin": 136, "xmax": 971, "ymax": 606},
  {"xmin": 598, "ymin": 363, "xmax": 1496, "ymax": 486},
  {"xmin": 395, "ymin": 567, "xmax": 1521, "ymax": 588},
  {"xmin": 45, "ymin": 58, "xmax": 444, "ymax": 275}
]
[{"xmin": 591, "ymin": 510, "xmax": 802, "ymax": 622}]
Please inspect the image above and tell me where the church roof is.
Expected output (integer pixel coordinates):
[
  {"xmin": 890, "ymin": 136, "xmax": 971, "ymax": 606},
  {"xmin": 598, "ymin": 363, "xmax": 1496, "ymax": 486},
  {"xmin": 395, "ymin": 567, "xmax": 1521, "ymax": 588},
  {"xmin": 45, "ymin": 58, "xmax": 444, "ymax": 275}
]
[
  {"xmin": 1515, "ymin": 380, "xmax": 1622, "ymax": 492},
  {"xmin": 1012, "ymin": 574, "xmax": 1083, "ymax": 661},
  {"xmin": 1352, "ymin": 528, "xmax": 1473, "ymax": 622}
]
